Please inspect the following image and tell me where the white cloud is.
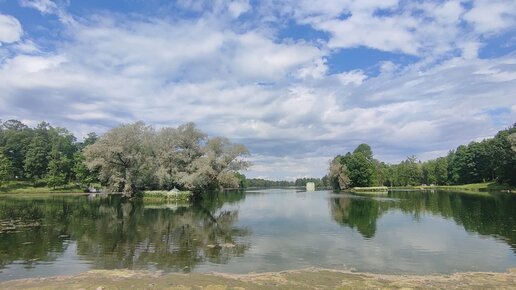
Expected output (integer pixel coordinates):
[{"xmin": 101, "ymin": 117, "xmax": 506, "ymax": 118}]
[
  {"xmin": 228, "ymin": 0, "xmax": 251, "ymax": 18},
  {"xmin": 0, "ymin": 14, "xmax": 23, "ymax": 44},
  {"xmin": 19, "ymin": 0, "xmax": 58, "ymax": 14},
  {"xmin": 1, "ymin": 2, "xmax": 515, "ymax": 179},
  {"xmin": 317, "ymin": 12, "xmax": 419, "ymax": 55},
  {"xmin": 463, "ymin": 0, "xmax": 516, "ymax": 34},
  {"xmin": 460, "ymin": 41, "xmax": 481, "ymax": 59},
  {"xmin": 337, "ymin": 70, "xmax": 366, "ymax": 85},
  {"xmin": 263, "ymin": 0, "xmax": 515, "ymax": 60},
  {"xmin": 246, "ymin": 154, "xmax": 331, "ymax": 180},
  {"xmin": 296, "ymin": 58, "xmax": 328, "ymax": 79},
  {"xmin": 19, "ymin": 0, "xmax": 74, "ymax": 24}
]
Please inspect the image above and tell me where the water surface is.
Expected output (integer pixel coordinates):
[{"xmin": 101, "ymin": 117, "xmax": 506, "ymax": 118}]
[{"xmin": 0, "ymin": 189, "xmax": 515, "ymax": 281}]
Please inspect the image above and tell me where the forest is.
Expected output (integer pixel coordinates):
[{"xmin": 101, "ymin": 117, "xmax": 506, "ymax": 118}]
[
  {"xmin": 2, "ymin": 119, "xmax": 515, "ymax": 196},
  {"xmin": 0, "ymin": 120, "xmax": 249, "ymax": 197},
  {"xmin": 328, "ymin": 124, "xmax": 516, "ymax": 190},
  {"xmin": 242, "ymin": 177, "xmax": 326, "ymax": 188}
]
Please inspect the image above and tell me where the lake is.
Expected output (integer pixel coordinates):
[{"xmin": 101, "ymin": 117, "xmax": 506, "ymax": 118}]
[{"xmin": 0, "ymin": 189, "xmax": 515, "ymax": 281}]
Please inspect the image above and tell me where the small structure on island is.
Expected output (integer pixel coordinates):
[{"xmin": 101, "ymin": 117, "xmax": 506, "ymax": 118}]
[
  {"xmin": 168, "ymin": 187, "xmax": 180, "ymax": 197},
  {"xmin": 306, "ymin": 182, "xmax": 315, "ymax": 192}
]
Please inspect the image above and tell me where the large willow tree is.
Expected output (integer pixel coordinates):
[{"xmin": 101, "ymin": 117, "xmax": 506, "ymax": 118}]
[{"xmin": 84, "ymin": 122, "xmax": 249, "ymax": 197}]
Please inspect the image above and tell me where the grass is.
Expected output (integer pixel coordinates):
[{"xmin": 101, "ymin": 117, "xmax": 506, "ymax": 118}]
[
  {"xmin": 351, "ymin": 186, "xmax": 389, "ymax": 192},
  {"xmin": 391, "ymin": 182, "xmax": 515, "ymax": 193},
  {"xmin": 0, "ymin": 181, "xmax": 86, "ymax": 195},
  {"xmin": 142, "ymin": 190, "xmax": 192, "ymax": 202}
]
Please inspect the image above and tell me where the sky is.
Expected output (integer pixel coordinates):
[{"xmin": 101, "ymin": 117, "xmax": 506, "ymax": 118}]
[{"xmin": 0, "ymin": 0, "xmax": 515, "ymax": 180}]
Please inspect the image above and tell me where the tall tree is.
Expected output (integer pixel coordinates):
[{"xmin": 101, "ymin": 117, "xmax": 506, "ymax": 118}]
[
  {"xmin": 397, "ymin": 156, "xmax": 422, "ymax": 186},
  {"xmin": 24, "ymin": 135, "xmax": 50, "ymax": 182},
  {"xmin": 84, "ymin": 122, "xmax": 157, "ymax": 197},
  {"xmin": 45, "ymin": 151, "xmax": 68, "ymax": 189},
  {"xmin": 73, "ymin": 152, "xmax": 97, "ymax": 188},
  {"xmin": 0, "ymin": 152, "xmax": 13, "ymax": 185},
  {"xmin": 1, "ymin": 120, "xmax": 32, "ymax": 179},
  {"xmin": 353, "ymin": 143, "xmax": 373, "ymax": 160},
  {"xmin": 509, "ymin": 133, "xmax": 516, "ymax": 152},
  {"xmin": 328, "ymin": 156, "xmax": 351, "ymax": 190},
  {"xmin": 155, "ymin": 123, "xmax": 206, "ymax": 190},
  {"xmin": 346, "ymin": 150, "xmax": 374, "ymax": 187},
  {"xmin": 434, "ymin": 157, "xmax": 448, "ymax": 185},
  {"xmin": 181, "ymin": 137, "xmax": 250, "ymax": 191}
]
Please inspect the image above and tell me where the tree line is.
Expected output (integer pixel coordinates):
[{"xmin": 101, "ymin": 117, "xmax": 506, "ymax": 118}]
[
  {"xmin": 238, "ymin": 177, "xmax": 328, "ymax": 188},
  {"xmin": 0, "ymin": 120, "xmax": 250, "ymax": 197},
  {"xmin": 0, "ymin": 120, "xmax": 97, "ymax": 189},
  {"xmin": 328, "ymin": 124, "xmax": 516, "ymax": 190}
]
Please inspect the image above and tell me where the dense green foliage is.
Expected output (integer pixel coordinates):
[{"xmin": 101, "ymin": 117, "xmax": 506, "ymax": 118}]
[
  {"xmin": 0, "ymin": 120, "xmax": 97, "ymax": 189},
  {"xmin": 328, "ymin": 124, "xmax": 516, "ymax": 190},
  {"xmin": 240, "ymin": 177, "xmax": 328, "ymax": 188},
  {"xmin": 0, "ymin": 120, "xmax": 249, "ymax": 196},
  {"xmin": 84, "ymin": 122, "xmax": 249, "ymax": 197}
]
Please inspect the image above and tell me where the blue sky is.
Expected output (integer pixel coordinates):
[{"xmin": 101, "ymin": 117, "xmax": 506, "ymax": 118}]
[{"xmin": 0, "ymin": 0, "xmax": 515, "ymax": 180}]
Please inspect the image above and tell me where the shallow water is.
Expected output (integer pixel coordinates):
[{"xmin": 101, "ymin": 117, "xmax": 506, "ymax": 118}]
[{"xmin": 0, "ymin": 189, "xmax": 515, "ymax": 281}]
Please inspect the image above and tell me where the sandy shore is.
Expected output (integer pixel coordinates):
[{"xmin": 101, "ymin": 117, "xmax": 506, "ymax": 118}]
[{"xmin": 1, "ymin": 268, "xmax": 515, "ymax": 289}]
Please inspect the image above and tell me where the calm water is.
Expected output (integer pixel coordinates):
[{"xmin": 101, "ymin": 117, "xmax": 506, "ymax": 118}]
[{"xmin": 0, "ymin": 189, "xmax": 515, "ymax": 281}]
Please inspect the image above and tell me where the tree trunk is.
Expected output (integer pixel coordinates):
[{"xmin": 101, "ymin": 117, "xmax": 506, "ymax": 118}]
[{"xmin": 123, "ymin": 182, "xmax": 136, "ymax": 198}]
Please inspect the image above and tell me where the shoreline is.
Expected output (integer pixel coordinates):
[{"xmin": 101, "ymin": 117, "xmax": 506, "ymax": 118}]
[
  {"xmin": 1, "ymin": 268, "xmax": 515, "ymax": 289},
  {"xmin": 389, "ymin": 182, "xmax": 516, "ymax": 193}
]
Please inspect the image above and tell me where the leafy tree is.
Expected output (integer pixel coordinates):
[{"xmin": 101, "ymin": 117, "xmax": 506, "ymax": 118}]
[
  {"xmin": 509, "ymin": 133, "xmax": 516, "ymax": 152},
  {"xmin": 24, "ymin": 135, "xmax": 50, "ymax": 182},
  {"xmin": 329, "ymin": 145, "xmax": 376, "ymax": 189},
  {"xmin": 383, "ymin": 164, "xmax": 396, "ymax": 187},
  {"xmin": 434, "ymin": 157, "xmax": 448, "ymax": 185},
  {"xmin": 492, "ymin": 128, "xmax": 516, "ymax": 185},
  {"xmin": 0, "ymin": 152, "xmax": 13, "ymax": 185},
  {"xmin": 0, "ymin": 119, "xmax": 32, "ymax": 178},
  {"xmin": 82, "ymin": 132, "xmax": 98, "ymax": 147},
  {"xmin": 422, "ymin": 159, "xmax": 437, "ymax": 185},
  {"xmin": 73, "ymin": 152, "xmax": 97, "ymax": 188},
  {"xmin": 346, "ymin": 151, "xmax": 374, "ymax": 187},
  {"xmin": 328, "ymin": 156, "xmax": 351, "ymax": 190},
  {"xmin": 372, "ymin": 160, "xmax": 387, "ymax": 186},
  {"xmin": 243, "ymin": 178, "xmax": 295, "ymax": 188},
  {"xmin": 181, "ymin": 137, "xmax": 250, "ymax": 191},
  {"xmin": 234, "ymin": 172, "xmax": 246, "ymax": 188},
  {"xmin": 45, "ymin": 154, "xmax": 68, "ymax": 189},
  {"xmin": 84, "ymin": 122, "xmax": 157, "ymax": 197},
  {"xmin": 353, "ymin": 143, "xmax": 373, "ymax": 160},
  {"xmin": 329, "ymin": 123, "xmax": 516, "ymax": 187},
  {"xmin": 397, "ymin": 156, "xmax": 422, "ymax": 186},
  {"xmin": 155, "ymin": 123, "xmax": 206, "ymax": 190}
]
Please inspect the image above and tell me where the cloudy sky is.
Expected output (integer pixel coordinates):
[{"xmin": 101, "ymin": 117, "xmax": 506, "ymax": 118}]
[{"xmin": 0, "ymin": 0, "xmax": 515, "ymax": 180}]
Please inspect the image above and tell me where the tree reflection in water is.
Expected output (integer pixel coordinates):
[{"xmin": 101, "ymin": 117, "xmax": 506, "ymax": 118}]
[
  {"xmin": 0, "ymin": 191, "xmax": 250, "ymax": 272},
  {"xmin": 330, "ymin": 191, "xmax": 516, "ymax": 251}
]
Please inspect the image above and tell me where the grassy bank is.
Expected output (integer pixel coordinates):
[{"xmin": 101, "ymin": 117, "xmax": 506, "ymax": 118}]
[
  {"xmin": 351, "ymin": 186, "xmax": 389, "ymax": 194},
  {"xmin": 142, "ymin": 190, "xmax": 192, "ymax": 202},
  {"xmin": 391, "ymin": 182, "xmax": 516, "ymax": 193},
  {"xmin": 0, "ymin": 181, "xmax": 85, "ymax": 195},
  {"xmin": 0, "ymin": 268, "xmax": 514, "ymax": 289}
]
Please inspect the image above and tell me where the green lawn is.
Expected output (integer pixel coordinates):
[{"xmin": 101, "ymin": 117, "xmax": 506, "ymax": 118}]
[
  {"xmin": 0, "ymin": 181, "xmax": 86, "ymax": 194},
  {"xmin": 391, "ymin": 182, "xmax": 515, "ymax": 193},
  {"xmin": 142, "ymin": 190, "xmax": 192, "ymax": 202},
  {"xmin": 352, "ymin": 186, "xmax": 389, "ymax": 192}
]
